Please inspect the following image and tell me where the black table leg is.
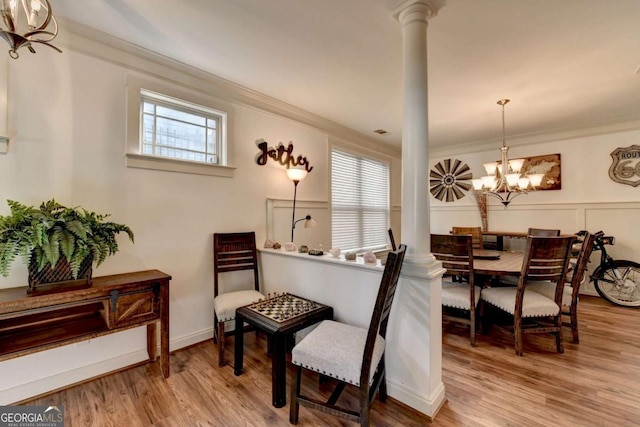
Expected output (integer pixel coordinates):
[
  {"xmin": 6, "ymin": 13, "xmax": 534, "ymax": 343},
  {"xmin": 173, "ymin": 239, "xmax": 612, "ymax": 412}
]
[
  {"xmin": 234, "ymin": 314, "xmax": 244, "ymax": 376},
  {"xmin": 271, "ymin": 333, "xmax": 287, "ymax": 408}
]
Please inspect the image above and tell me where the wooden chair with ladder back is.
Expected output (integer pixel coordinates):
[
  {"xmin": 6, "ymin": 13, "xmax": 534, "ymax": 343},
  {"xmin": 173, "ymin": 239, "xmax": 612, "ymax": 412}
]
[
  {"xmin": 213, "ymin": 232, "xmax": 265, "ymax": 367},
  {"xmin": 480, "ymin": 235, "xmax": 575, "ymax": 356},
  {"xmin": 527, "ymin": 231, "xmax": 596, "ymax": 343},
  {"xmin": 289, "ymin": 244, "xmax": 407, "ymax": 427},
  {"xmin": 432, "ymin": 234, "xmax": 480, "ymax": 346},
  {"xmin": 527, "ymin": 228, "xmax": 561, "ymax": 237},
  {"xmin": 452, "ymin": 226, "xmax": 484, "ymax": 250}
]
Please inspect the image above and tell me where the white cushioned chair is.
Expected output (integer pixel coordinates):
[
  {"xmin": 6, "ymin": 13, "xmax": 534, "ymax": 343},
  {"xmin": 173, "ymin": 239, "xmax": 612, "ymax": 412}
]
[
  {"xmin": 213, "ymin": 232, "xmax": 265, "ymax": 367},
  {"xmin": 527, "ymin": 231, "xmax": 595, "ymax": 343},
  {"xmin": 480, "ymin": 236, "xmax": 575, "ymax": 356},
  {"xmin": 289, "ymin": 244, "xmax": 407, "ymax": 427},
  {"xmin": 432, "ymin": 233, "xmax": 480, "ymax": 346}
]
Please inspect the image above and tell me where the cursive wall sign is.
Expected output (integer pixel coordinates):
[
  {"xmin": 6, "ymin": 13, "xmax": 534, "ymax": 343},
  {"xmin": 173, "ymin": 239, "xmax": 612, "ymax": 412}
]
[
  {"xmin": 255, "ymin": 140, "xmax": 313, "ymax": 173},
  {"xmin": 609, "ymin": 145, "xmax": 640, "ymax": 187}
]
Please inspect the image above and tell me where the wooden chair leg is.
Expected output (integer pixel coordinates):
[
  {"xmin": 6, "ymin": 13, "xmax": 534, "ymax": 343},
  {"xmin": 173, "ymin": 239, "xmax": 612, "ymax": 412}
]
[
  {"xmin": 470, "ymin": 308, "xmax": 477, "ymax": 347},
  {"xmin": 570, "ymin": 306, "xmax": 579, "ymax": 344},
  {"xmin": 213, "ymin": 314, "xmax": 219, "ymax": 344},
  {"xmin": 556, "ymin": 318, "xmax": 565, "ymax": 354},
  {"xmin": 359, "ymin": 386, "xmax": 370, "ymax": 427},
  {"xmin": 378, "ymin": 374, "xmax": 388, "ymax": 403},
  {"xmin": 514, "ymin": 316, "xmax": 523, "ymax": 357},
  {"xmin": 217, "ymin": 321, "xmax": 226, "ymax": 367},
  {"xmin": 290, "ymin": 366, "xmax": 301, "ymax": 424},
  {"xmin": 377, "ymin": 359, "xmax": 387, "ymax": 403}
]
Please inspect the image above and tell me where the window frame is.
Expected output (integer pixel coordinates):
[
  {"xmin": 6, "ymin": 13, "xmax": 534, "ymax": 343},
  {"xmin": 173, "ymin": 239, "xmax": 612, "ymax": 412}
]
[
  {"xmin": 126, "ymin": 75, "xmax": 235, "ymax": 177},
  {"xmin": 330, "ymin": 146, "xmax": 391, "ymax": 253}
]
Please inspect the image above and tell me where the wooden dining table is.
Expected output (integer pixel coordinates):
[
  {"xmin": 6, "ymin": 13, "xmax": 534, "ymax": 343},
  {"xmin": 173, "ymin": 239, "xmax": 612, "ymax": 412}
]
[{"xmin": 472, "ymin": 250, "xmax": 523, "ymax": 277}]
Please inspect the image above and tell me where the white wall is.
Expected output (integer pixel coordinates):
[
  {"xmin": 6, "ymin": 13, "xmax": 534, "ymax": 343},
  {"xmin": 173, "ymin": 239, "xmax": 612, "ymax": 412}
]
[
  {"xmin": 0, "ymin": 28, "xmax": 400, "ymax": 403},
  {"xmin": 428, "ymin": 128, "xmax": 640, "ymax": 294}
]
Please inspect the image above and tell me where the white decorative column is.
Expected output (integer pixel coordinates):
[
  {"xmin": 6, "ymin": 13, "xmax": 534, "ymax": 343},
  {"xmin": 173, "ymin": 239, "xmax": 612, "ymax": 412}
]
[{"xmin": 384, "ymin": 0, "xmax": 446, "ymax": 419}]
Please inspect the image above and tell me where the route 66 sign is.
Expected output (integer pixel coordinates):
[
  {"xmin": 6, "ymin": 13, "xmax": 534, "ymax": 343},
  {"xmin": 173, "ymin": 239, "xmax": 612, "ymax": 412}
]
[{"xmin": 609, "ymin": 145, "xmax": 640, "ymax": 187}]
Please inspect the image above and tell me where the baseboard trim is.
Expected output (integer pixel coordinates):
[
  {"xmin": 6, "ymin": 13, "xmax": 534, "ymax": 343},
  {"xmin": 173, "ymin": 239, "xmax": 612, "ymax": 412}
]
[
  {"xmin": 387, "ymin": 379, "xmax": 446, "ymax": 419},
  {"xmin": 0, "ymin": 327, "xmax": 215, "ymax": 405}
]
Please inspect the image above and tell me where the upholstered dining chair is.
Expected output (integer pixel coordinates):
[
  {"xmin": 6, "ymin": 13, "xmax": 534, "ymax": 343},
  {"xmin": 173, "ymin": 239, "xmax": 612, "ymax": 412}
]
[
  {"xmin": 452, "ymin": 226, "xmax": 484, "ymax": 249},
  {"xmin": 527, "ymin": 228, "xmax": 560, "ymax": 237},
  {"xmin": 480, "ymin": 236, "xmax": 575, "ymax": 356},
  {"xmin": 289, "ymin": 244, "xmax": 407, "ymax": 427},
  {"xmin": 527, "ymin": 232, "xmax": 595, "ymax": 343},
  {"xmin": 213, "ymin": 232, "xmax": 265, "ymax": 367},
  {"xmin": 431, "ymin": 234, "xmax": 479, "ymax": 346}
]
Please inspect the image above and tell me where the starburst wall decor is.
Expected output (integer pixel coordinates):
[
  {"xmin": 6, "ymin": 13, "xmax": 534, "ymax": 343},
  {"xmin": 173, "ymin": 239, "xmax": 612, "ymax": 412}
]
[{"xmin": 429, "ymin": 159, "xmax": 473, "ymax": 202}]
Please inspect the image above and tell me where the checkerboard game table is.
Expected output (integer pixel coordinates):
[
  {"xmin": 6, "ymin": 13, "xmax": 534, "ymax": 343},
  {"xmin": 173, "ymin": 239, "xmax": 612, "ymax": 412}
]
[{"xmin": 234, "ymin": 293, "xmax": 333, "ymax": 408}]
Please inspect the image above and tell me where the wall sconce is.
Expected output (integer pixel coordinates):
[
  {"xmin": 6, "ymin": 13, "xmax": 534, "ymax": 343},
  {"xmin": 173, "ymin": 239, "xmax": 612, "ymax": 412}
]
[{"xmin": 287, "ymin": 168, "xmax": 316, "ymax": 241}]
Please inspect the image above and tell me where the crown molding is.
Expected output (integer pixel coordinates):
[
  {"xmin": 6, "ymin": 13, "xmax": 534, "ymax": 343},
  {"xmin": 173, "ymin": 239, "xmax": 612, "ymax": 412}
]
[
  {"xmin": 55, "ymin": 19, "xmax": 401, "ymax": 159},
  {"xmin": 430, "ymin": 116, "xmax": 640, "ymax": 158}
]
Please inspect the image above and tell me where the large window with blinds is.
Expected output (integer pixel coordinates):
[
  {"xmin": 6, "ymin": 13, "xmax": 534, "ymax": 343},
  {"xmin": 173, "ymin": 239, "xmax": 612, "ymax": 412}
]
[{"xmin": 331, "ymin": 149, "xmax": 390, "ymax": 252}]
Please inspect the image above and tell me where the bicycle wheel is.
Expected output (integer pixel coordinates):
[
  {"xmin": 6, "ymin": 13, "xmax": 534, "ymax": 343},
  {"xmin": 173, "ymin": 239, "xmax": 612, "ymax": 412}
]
[{"xmin": 593, "ymin": 260, "xmax": 640, "ymax": 307}]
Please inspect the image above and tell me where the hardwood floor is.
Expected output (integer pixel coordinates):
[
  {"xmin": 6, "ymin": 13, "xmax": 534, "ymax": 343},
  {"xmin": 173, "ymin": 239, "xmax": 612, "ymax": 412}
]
[{"xmin": 25, "ymin": 296, "xmax": 640, "ymax": 426}]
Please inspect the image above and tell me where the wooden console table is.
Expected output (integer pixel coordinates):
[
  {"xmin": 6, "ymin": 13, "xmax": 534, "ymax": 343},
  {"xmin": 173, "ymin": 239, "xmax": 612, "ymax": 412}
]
[{"xmin": 0, "ymin": 270, "xmax": 171, "ymax": 378}]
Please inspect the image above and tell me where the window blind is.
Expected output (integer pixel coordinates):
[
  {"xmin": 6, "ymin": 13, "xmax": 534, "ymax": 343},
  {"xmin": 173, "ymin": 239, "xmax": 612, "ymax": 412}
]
[{"xmin": 331, "ymin": 149, "xmax": 390, "ymax": 252}]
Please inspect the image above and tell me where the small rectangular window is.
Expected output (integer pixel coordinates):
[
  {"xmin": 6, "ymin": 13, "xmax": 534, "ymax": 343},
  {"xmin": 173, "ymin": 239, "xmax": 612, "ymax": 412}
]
[{"xmin": 140, "ymin": 90, "xmax": 225, "ymax": 165}]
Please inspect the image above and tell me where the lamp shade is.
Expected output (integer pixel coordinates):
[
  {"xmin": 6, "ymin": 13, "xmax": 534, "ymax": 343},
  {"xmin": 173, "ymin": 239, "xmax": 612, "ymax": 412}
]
[
  {"xmin": 483, "ymin": 162, "xmax": 498, "ymax": 176},
  {"xmin": 528, "ymin": 173, "xmax": 544, "ymax": 187},
  {"xmin": 508, "ymin": 159, "xmax": 525, "ymax": 174},
  {"xmin": 286, "ymin": 168, "xmax": 308, "ymax": 182}
]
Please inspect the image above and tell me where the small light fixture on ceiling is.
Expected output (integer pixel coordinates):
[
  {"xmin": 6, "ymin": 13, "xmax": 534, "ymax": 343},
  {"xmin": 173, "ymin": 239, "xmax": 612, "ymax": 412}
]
[
  {"xmin": 373, "ymin": 129, "xmax": 388, "ymax": 135},
  {"xmin": 0, "ymin": 0, "xmax": 61, "ymax": 59},
  {"xmin": 471, "ymin": 99, "xmax": 544, "ymax": 207}
]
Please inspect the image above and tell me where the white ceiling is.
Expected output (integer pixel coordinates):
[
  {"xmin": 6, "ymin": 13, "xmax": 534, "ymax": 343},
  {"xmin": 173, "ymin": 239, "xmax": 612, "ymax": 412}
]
[{"xmin": 52, "ymin": 0, "xmax": 640, "ymax": 149}]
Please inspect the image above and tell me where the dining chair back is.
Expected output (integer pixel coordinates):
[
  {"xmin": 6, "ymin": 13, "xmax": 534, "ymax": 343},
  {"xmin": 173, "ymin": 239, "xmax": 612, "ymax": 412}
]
[
  {"xmin": 213, "ymin": 232, "xmax": 265, "ymax": 366},
  {"xmin": 290, "ymin": 244, "xmax": 407, "ymax": 427},
  {"xmin": 527, "ymin": 232, "xmax": 595, "ymax": 343},
  {"xmin": 452, "ymin": 226, "xmax": 484, "ymax": 249},
  {"xmin": 388, "ymin": 228, "xmax": 397, "ymax": 251},
  {"xmin": 527, "ymin": 228, "xmax": 560, "ymax": 237},
  {"xmin": 431, "ymin": 234, "xmax": 479, "ymax": 345},
  {"xmin": 480, "ymin": 235, "xmax": 575, "ymax": 356}
]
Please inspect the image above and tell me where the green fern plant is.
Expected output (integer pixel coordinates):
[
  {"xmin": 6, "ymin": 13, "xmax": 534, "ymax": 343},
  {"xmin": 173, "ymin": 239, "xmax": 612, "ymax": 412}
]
[{"xmin": 0, "ymin": 199, "xmax": 134, "ymax": 279}]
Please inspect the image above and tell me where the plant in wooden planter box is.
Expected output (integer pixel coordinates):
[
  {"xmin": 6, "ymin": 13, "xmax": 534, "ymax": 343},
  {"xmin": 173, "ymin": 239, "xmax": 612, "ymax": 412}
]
[{"xmin": 0, "ymin": 199, "xmax": 134, "ymax": 293}]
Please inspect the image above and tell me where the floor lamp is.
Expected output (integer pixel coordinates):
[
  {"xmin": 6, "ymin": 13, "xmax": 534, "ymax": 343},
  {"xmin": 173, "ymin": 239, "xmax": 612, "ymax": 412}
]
[{"xmin": 287, "ymin": 168, "xmax": 317, "ymax": 242}]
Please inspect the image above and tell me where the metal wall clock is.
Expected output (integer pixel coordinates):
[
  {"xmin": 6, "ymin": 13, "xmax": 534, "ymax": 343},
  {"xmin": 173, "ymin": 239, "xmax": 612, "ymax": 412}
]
[{"xmin": 429, "ymin": 159, "xmax": 473, "ymax": 202}]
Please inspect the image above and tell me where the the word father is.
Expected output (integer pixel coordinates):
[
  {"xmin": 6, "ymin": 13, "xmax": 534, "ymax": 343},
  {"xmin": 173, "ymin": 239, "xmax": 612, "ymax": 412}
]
[{"xmin": 255, "ymin": 140, "xmax": 313, "ymax": 173}]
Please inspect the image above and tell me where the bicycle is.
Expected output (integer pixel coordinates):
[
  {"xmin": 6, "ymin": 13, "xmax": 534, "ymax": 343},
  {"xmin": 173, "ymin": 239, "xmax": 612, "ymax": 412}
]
[{"xmin": 582, "ymin": 230, "xmax": 640, "ymax": 307}]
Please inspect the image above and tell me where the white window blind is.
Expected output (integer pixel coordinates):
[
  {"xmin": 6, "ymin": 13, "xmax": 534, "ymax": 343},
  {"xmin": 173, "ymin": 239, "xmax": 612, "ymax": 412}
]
[
  {"xmin": 331, "ymin": 149, "xmax": 390, "ymax": 252},
  {"xmin": 140, "ymin": 90, "xmax": 225, "ymax": 165}
]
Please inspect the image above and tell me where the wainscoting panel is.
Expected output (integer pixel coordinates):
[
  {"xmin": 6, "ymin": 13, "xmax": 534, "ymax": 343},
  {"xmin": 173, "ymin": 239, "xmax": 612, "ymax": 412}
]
[{"xmin": 431, "ymin": 201, "xmax": 640, "ymax": 296}]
